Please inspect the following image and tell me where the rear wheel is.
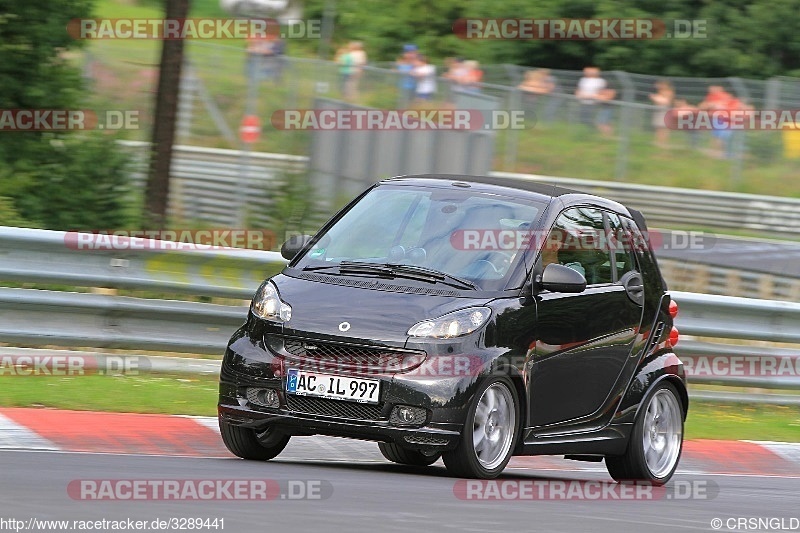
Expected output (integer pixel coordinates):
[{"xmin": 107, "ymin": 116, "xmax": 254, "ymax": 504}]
[
  {"xmin": 443, "ymin": 378, "xmax": 518, "ymax": 479},
  {"xmin": 378, "ymin": 442, "xmax": 441, "ymax": 466},
  {"xmin": 606, "ymin": 381, "xmax": 684, "ymax": 485},
  {"xmin": 219, "ymin": 418, "xmax": 290, "ymax": 460}
]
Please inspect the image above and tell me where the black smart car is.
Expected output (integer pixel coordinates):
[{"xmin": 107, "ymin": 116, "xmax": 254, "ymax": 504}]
[{"xmin": 218, "ymin": 175, "xmax": 687, "ymax": 483}]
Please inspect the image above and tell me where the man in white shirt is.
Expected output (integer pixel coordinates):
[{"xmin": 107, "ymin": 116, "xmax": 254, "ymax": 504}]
[
  {"xmin": 576, "ymin": 66, "xmax": 606, "ymax": 102},
  {"xmin": 413, "ymin": 55, "xmax": 437, "ymax": 100},
  {"xmin": 575, "ymin": 66, "xmax": 607, "ymax": 128}
]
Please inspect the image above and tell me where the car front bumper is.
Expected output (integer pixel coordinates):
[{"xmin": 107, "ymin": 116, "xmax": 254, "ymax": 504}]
[{"xmin": 217, "ymin": 324, "xmax": 493, "ymax": 452}]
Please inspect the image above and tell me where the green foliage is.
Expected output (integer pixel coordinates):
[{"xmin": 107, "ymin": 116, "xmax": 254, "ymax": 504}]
[
  {"xmin": 0, "ymin": 196, "xmax": 28, "ymax": 227},
  {"xmin": 304, "ymin": 0, "xmax": 800, "ymax": 78},
  {"xmin": 258, "ymin": 171, "xmax": 323, "ymax": 244},
  {"xmin": 0, "ymin": 1, "xmax": 92, "ymax": 163},
  {"xmin": 11, "ymin": 134, "xmax": 136, "ymax": 230},
  {"xmin": 1, "ymin": 0, "xmax": 138, "ymax": 229}
]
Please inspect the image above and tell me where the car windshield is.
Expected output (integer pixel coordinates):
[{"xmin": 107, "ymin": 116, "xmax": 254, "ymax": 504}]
[{"xmin": 293, "ymin": 184, "xmax": 545, "ymax": 290}]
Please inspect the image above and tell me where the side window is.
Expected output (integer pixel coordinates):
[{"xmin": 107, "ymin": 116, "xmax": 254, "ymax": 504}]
[
  {"xmin": 607, "ymin": 213, "xmax": 640, "ymax": 280},
  {"xmin": 543, "ymin": 207, "xmax": 613, "ymax": 285}
]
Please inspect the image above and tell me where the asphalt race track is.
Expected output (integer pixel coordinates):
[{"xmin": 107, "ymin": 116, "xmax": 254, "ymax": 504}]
[{"xmin": 2, "ymin": 444, "xmax": 797, "ymax": 533}]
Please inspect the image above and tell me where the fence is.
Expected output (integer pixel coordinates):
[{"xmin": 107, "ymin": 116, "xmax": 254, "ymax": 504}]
[
  {"xmin": 120, "ymin": 142, "xmax": 800, "ymax": 236},
  {"xmin": 116, "ymin": 142, "xmax": 800, "ymax": 301},
  {"xmin": 89, "ymin": 43, "xmax": 800, "ymax": 189},
  {"xmin": 1, "ymin": 226, "xmax": 799, "ymax": 404}
]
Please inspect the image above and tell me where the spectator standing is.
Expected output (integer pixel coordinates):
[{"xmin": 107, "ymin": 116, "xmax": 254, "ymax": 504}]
[
  {"xmin": 519, "ymin": 69, "xmax": 555, "ymax": 99},
  {"xmin": 443, "ymin": 57, "xmax": 466, "ymax": 95},
  {"xmin": 671, "ymin": 98, "xmax": 700, "ymax": 149},
  {"xmin": 699, "ymin": 85, "xmax": 734, "ymax": 158},
  {"xmin": 246, "ymin": 33, "xmax": 273, "ymax": 82},
  {"xmin": 395, "ymin": 44, "xmax": 418, "ymax": 106},
  {"xmin": 412, "ymin": 55, "xmax": 437, "ymax": 101},
  {"xmin": 460, "ymin": 60, "xmax": 483, "ymax": 93},
  {"xmin": 446, "ymin": 59, "xmax": 482, "ymax": 94},
  {"xmin": 343, "ymin": 41, "xmax": 367, "ymax": 101},
  {"xmin": 335, "ymin": 44, "xmax": 354, "ymax": 98},
  {"xmin": 595, "ymin": 86, "xmax": 616, "ymax": 137},
  {"xmin": 575, "ymin": 66, "xmax": 607, "ymax": 129},
  {"xmin": 518, "ymin": 68, "xmax": 559, "ymax": 122},
  {"xmin": 649, "ymin": 80, "xmax": 674, "ymax": 147}
]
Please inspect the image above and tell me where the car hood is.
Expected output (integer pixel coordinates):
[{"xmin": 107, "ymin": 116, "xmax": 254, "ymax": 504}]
[{"xmin": 272, "ymin": 273, "xmax": 493, "ymax": 346}]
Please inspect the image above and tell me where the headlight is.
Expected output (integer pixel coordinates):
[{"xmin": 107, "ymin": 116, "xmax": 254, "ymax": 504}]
[
  {"xmin": 251, "ymin": 281, "xmax": 292, "ymax": 322},
  {"xmin": 407, "ymin": 307, "xmax": 491, "ymax": 339}
]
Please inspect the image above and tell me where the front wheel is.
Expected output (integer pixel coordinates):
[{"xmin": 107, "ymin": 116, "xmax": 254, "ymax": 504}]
[
  {"xmin": 219, "ymin": 418, "xmax": 290, "ymax": 460},
  {"xmin": 606, "ymin": 381, "xmax": 684, "ymax": 485},
  {"xmin": 443, "ymin": 378, "xmax": 518, "ymax": 479},
  {"xmin": 378, "ymin": 442, "xmax": 441, "ymax": 466}
]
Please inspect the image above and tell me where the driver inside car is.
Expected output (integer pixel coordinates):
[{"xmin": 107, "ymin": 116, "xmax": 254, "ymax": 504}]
[{"xmin": 540, "ymin": 226, "xmax": 586, "ymax": 277}]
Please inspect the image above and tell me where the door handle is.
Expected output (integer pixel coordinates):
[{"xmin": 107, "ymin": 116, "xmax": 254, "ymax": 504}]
[{"xmin": 620, "ymin": 272, "xmax": 644, "ymax": 305}]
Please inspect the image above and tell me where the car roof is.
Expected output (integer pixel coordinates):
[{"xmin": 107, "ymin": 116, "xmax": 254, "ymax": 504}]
[{"xmin": 380, "ymin": 174, "xmax": 631, "ymax": 215}]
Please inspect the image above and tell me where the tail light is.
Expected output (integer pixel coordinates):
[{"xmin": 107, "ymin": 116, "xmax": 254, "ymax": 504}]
[
  {"xmin": 669, "ymin": 300, "xmax": 678, "ymax": 318},
  {"xmin": 669, "ymin": 326, "xmax": 680, "ymax": 347}
]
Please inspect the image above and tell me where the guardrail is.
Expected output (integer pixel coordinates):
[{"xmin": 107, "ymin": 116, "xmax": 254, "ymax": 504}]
[
  {"xmin": 1, "ymin": 227, "xmax": 798, "ymax": 403},
  {"xmin": 0, "ymin": 226, "xmax": 285, "ymax": 300},
  {"xmin": 120, "ymin": 141, "xmax": 307, "ymax": 227},
  {"xmin": 490, "ymin": 171, "xmax": 800, "ymax": 237},
  {"xmin": 658, "ymin": 258, "xmax": 800, "ymax": 303}
]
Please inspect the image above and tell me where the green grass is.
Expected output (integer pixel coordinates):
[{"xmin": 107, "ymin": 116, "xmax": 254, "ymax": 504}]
[
  {"xmin": 686, "ymin": 401, "xmax": 800, "ymax": 441},
  {"xmin": 0, "ymin": 374, "xmax": 219, "ymax": 416},
  {"xmin": 1, "ymin": 374, "xmax": 799, "ymax": 441}
]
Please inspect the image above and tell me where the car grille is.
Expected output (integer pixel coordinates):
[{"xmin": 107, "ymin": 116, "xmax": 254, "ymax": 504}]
[
  {"xmin": 285, "ymin": 394, "xmax": 384, "ymax": 420},
  {"xmin": 279, "ymin": 337, "xmax": 425, "ymax": 374}
]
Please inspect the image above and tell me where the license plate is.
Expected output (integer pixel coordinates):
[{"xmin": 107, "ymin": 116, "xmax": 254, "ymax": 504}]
[{"xmin": 286, "ymin": 369, "xmax": 380, "ymax": 404}]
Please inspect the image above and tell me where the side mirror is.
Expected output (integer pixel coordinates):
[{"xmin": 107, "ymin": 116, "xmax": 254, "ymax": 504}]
[
  {"xmin": 280, "ymin": 234, "xmax": 313, "ymax": 260},
  {"xmin": 540, "ymin": 263, "xmax": 587, "ymax": 293}
]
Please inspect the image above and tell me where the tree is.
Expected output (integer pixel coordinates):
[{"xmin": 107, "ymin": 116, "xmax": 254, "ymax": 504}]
[
  {"xmin": 0, "ymin": 0, "xmax": 136, "ymax": 230},
  {"xmin": 302, "ymin": 0, "xmax": 800, "ymax": 79},
  {"xmin": 144, "ymin": 0, "xmax": 190, "ymax": 229},
  {"xmin": 0, "ymin": 2, "xmax": 90, "ymax": 159}
]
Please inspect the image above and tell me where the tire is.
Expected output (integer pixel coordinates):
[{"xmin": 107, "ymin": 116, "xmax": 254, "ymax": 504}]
[
  {"xmin": 606, "ymin": 381, "xmax": 684, "ymax": 485},
  {"xmin": 443, "ymin": 378, "xmax": 518, "ymax": 479},
  {"xmin": 378, "ymin": 442, "xmax": 441, "ymax": 466},
  {"xmin": 219, "ymin": 418, "xmax": 290, "ymax": 461}
]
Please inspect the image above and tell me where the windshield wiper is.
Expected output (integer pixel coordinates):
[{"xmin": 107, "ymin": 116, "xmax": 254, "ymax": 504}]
[
  {"xmin": 301, "ymin": 264, "xmax": 345, "ymax": 272},
  {"xmin": 385, "ymin": 263, "xmax": 478, "ymax": 290},
  {"xmin": 303, "ymin": 261, "xmax": 478, "ymax": 290},
  {"xmin": 302, "ymin": 261, "xmax": 394, "ymax": 276}
]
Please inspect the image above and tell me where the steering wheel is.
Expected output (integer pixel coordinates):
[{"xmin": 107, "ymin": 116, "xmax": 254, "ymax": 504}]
[{"xmin": 485, "ymin": 251, "xmax": 515, "ymax": 273}]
